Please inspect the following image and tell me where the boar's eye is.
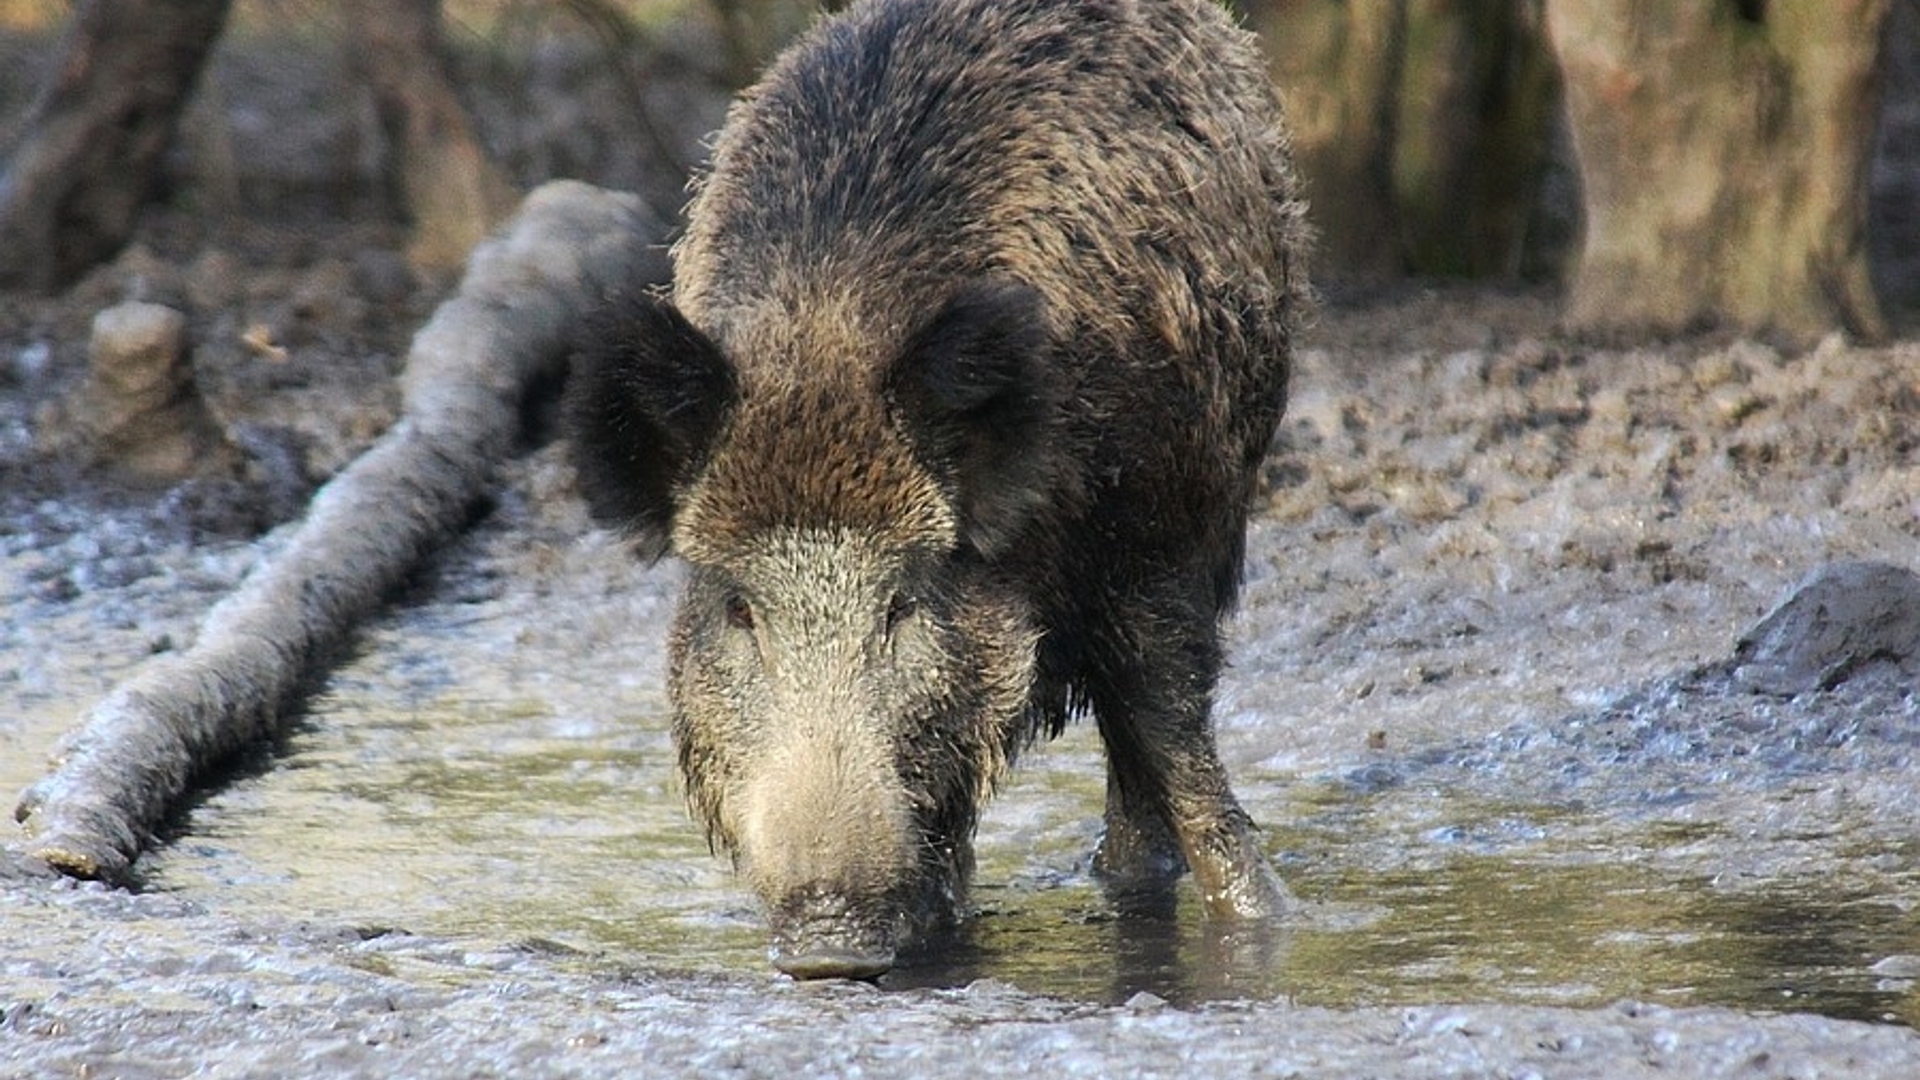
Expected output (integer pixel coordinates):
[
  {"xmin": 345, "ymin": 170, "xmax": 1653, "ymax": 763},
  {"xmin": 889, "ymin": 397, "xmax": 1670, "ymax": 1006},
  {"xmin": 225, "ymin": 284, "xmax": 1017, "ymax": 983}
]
[
  {"xmin": 884, "ymin": 592, "xmax": 919, "ymax": 637},
  {"xmin": 724, "ymin": 593, "xmax": 756, "ymax": 631}
]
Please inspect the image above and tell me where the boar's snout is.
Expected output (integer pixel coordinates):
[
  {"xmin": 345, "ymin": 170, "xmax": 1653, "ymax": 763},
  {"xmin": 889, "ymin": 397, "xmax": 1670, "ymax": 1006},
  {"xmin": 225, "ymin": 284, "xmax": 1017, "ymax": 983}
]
[
  {"xmin": 767, "ymin": 887, "xmax": 899, "ymax": 979},
  {"xmin": 733, "ymin": 715, "xmax": 920, "ymax": 979}
]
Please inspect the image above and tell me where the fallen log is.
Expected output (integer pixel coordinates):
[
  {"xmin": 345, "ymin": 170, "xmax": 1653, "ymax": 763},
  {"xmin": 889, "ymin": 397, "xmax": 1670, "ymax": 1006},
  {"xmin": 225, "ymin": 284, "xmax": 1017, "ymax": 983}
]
[{"xmin": 13, "ymin": 180, "xmax": 666, "ymax": 884}]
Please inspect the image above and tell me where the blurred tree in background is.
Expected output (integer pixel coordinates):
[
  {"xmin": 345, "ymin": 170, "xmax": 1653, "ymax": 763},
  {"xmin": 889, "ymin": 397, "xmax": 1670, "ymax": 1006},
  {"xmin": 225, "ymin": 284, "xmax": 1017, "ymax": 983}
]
[
  {"xmin": 0, "ymin": 0, "xmax": 234, "ymax": 291},
  {"xmin": 347, "ymin": 0, "xmax": 519, "ymax": 272},
  {"xmin": 708, "ymin": 0, "xmax": 846, "ymax": 83},
  {"xmin": 1240, "ymin": 0, "xmax": 1561, "ymax": 281},
  {"xmin": 0, "ymin": 0, "xmax": 1908, "ymax": 343},
  {"xmin": 1544, "ymin": 0, "xmax": 1890, "ymax": 342},
  {"xmin": 1245, "ymin": 0, "xmax": 1896, "ymax": 343}
]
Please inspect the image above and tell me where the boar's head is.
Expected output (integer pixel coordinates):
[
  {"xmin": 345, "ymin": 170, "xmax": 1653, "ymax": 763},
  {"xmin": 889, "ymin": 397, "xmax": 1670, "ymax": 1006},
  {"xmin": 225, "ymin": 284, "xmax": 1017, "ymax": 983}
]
[{"xmin": 566, "ymin": 281, "xmax": 1067, "ymax": 978}]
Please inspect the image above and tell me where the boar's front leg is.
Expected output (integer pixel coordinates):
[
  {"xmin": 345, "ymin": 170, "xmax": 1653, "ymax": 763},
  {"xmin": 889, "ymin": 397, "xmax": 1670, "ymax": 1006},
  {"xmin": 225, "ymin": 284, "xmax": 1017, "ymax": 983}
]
[{"xmin": 1086, "ymin": 587, "xmax": 1292, "ymax": 920}]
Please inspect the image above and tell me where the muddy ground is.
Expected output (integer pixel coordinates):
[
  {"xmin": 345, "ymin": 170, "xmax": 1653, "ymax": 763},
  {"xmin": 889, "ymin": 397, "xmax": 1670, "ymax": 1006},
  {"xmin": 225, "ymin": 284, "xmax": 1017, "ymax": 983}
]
[
  {"xmin": 5, "ymin": 266, "xmax": 1916, "ymax": 1076},
  {"xmin": 4, "ymin": 13, "xmax": 1920, "ymax": 1080}
]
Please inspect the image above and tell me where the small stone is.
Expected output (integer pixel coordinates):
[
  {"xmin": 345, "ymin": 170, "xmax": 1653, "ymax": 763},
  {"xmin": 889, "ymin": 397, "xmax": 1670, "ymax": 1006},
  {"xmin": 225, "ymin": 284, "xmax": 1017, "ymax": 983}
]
[
  {"xmin": 1731, "ymin": 561, "xmax": 1920, "ymax": 696},
  {"xmin": 1868, "ymin": 954, "xmax": 1920, "ymax": 978},
  {"xmin": 38, "ymin": 300, "xmax": 242, "ymax": 485}
]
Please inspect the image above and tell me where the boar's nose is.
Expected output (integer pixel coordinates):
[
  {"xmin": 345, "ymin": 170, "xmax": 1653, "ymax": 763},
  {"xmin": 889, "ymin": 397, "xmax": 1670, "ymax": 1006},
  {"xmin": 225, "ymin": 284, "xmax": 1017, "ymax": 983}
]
[
  {"xmin": 771, "ymin": 942, "xmax": 895, "ymax": 981},
  {"xmin": 767, "ymin": 889, "xmax": 898, "ymax": 980}
]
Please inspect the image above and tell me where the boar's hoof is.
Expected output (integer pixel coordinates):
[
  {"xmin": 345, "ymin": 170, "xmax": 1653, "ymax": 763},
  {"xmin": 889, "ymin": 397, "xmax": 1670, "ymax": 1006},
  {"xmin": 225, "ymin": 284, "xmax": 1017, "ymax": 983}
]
[{"xmin": 767, "ymin": 891, "xmax": 899, "ymax": 980}]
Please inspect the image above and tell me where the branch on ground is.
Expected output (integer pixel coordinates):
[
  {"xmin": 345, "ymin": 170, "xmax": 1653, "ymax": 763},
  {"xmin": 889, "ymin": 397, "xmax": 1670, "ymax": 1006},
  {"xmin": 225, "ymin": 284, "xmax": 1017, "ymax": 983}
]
[{"xmin": 12, "ymin": 180, "xmax": 668, "ymax": 884}]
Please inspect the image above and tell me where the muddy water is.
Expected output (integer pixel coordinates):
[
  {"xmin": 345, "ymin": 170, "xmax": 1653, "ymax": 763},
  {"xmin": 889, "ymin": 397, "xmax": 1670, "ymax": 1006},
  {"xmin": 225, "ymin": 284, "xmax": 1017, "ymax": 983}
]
[
  {"xmin": 8, "ymin": 468, "xmax": 1905, "ymax": 1030},
  {"xmin": 5, "ymin": 305, "xmax": 1918, "ymax": 1075},
  {"xmin": 124, "ymin": 681, "xmax": 1919, "ymax": 1026}
]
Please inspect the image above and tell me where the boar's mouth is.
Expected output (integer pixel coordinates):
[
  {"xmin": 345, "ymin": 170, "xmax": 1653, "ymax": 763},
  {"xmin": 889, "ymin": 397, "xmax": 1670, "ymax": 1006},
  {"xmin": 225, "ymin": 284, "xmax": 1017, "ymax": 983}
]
[{"xmin": 766, "ymin": 887, "xmax": 902, "ymax": 980}]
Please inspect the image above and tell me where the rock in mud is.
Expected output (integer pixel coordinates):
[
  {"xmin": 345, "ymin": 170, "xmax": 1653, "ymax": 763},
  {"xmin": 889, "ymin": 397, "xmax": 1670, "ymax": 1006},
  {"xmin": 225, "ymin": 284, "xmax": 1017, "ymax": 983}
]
[
  {"xmin": 1731, "ymin": 560, "xmax": 1920, "ymax": 696},
  {"xmin": 35, "ymin": 300, "xmax": 241, "ymax": 484}
]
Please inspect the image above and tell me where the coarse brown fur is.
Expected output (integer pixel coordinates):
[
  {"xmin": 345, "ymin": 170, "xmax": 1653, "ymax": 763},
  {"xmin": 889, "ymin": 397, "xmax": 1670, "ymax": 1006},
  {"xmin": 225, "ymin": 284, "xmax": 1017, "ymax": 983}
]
[{"xmin": 567, "ymin": 0, "xmax": 1311, "ymax": 977}]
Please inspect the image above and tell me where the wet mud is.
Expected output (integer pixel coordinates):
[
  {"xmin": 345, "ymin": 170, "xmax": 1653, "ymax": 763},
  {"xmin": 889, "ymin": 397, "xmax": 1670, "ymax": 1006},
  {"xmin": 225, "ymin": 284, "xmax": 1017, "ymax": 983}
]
[
  {"xmin": 5, "ymin": 9, "xmax": 1920, "ymax": 1070},
  {"xmin": 6, "ymin": 274, "xmax": 1918, "ymax": 1075}
]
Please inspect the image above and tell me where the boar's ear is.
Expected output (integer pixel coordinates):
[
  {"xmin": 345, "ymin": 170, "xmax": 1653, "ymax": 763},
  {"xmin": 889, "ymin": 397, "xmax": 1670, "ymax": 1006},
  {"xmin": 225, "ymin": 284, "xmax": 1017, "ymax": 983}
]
[
  {"xmin": 885, "ymin": 280, "xmax": 1066, "ymax": 557},
  {"xmin": 564, "ymin": 293, "xmax": 737, "ymax": 559}
]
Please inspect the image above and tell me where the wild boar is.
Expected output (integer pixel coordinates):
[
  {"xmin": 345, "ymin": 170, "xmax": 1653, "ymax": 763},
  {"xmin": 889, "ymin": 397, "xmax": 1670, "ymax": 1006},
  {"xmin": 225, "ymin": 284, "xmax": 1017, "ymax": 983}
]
[{"xmin": 565, "ymin": 0, "xmax": 1311, "ymax": 979}]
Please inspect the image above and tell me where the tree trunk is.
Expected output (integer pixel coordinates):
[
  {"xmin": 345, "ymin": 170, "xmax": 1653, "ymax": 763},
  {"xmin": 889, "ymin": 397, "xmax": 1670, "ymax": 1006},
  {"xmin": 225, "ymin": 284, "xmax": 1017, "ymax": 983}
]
[
  {"xmin": 1248, "ymin": 0, "xmax": 1405, "ymax": 277},
  {"xmin": 701, "ymin": 0, "xmax": 854, "ymax": 85},
  {"xmin": 349, "ymin": 0, "xmax": 519, "ymax": 273},
  {"xmin": 1870, "ymin": 0, "xmax": 1920, "ymax": 322},
  {"xmin": 706, "ymin": 0, "xmax": 821, "ymax": 85},
  {"xmin": 0, "ymin": 0, "xmax": 233, "ymax": 292},
  {"xmin": 1545, "ymin": 0, "xmax": 1891, "ymax": 342},
  {"xmin": 1392, "ymin": 0, "xmax": 1558, "ymax": 277},
  {"xmin": 1245, "ymin": 0, "xmax": 1559, "ymax": 281}
]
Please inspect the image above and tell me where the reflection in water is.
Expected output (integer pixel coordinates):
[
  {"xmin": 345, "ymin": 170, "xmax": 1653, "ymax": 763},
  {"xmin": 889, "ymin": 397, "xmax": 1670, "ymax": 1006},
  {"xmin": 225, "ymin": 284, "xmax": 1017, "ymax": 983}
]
[
  {"xmin": 1297, "ymin": 859, "xmax": 1918, "ymax": 1026},
  {"xmin": 127, "ymin": 679, "xmax": 1918, "ymax": 1029},
  {"xmin": 879, "ymin": 851, "xmax": 1919, "ymax": 1027},
  {"xmin": 1699, "ymin": 887, "xmax": 1920, "ymax": 1027},
  {"xmin": 885, "ymin": 893, "xmax": 1296, "ymax": 1007}
]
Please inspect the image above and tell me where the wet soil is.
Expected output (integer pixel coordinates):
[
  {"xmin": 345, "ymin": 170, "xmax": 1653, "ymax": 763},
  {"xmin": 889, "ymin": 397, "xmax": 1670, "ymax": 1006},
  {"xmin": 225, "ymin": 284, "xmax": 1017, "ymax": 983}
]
[
  {"xmin": 5, "ymin": 13, "xmax": 1920, "ymax": 1079},
  {"xmin": 6, "ymin": 269, "xmax": 1917, "ymax": 1075}
]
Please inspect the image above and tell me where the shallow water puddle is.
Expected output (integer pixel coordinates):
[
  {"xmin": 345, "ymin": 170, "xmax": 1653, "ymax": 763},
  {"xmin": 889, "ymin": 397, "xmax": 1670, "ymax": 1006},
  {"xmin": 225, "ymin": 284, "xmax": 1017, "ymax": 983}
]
[
  {"xmin": 131, "ymin": 684, "xmax": 1919, "ymax": 1028},
  {"xmin": 1272, "ymin": 854, "xmax": 1917, "ymax": 1023},
  {"xmin": 900, "ymin": 852, "xmax": 1919, "ymax": 1026}
]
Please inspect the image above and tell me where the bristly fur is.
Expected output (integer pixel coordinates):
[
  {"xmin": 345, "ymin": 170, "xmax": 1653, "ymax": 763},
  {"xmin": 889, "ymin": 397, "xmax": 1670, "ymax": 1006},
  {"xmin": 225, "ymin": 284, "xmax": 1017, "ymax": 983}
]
[
  {"xmin": 564, "ymin": 292, "xmax": 737, "ymax": 560},
  {"xmin": 671, "ymin": 376, "xmax": 958, "ymax": 568},
  {"xmin": 566, "ymin": 0, "xmax": 1313, "ymax": 970},
  {"xmin": 882, "ymin": 280, "xmax": 1071, "ymax": 558}
]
